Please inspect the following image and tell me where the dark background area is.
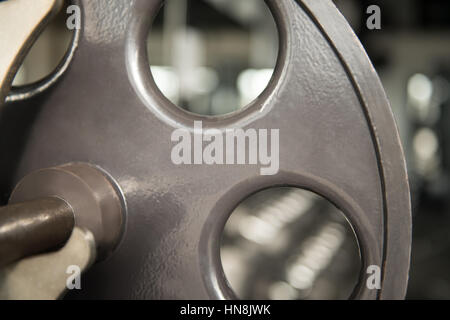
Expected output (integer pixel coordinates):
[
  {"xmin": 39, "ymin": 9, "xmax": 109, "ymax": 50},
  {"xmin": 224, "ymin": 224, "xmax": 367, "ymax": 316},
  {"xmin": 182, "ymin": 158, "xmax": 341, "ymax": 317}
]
[{"xmin": 336, "ymin": 0, "xmax": 450, "ymax": 299}]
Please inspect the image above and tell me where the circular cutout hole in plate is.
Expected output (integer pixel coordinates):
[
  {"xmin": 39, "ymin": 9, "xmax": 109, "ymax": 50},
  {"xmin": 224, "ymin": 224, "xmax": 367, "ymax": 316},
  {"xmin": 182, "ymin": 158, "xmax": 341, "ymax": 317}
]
[
  {"xmin": 12, "ymin": 0, "xmax": 75, "ymax": 86},
  {"xmin": 147, "ymin": 0, "xmax": 279, "ymax": 116},
  {"xmin": 220, "ymin": 187, "xmax": 361, "ymax": 300}
]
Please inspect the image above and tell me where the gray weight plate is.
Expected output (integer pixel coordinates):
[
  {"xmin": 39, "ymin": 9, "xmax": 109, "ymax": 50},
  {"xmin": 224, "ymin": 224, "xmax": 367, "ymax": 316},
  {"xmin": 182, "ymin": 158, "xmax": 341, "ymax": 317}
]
[{"xmin": 0, "ymin": 0, "xmax": 411, "ymax": 299}]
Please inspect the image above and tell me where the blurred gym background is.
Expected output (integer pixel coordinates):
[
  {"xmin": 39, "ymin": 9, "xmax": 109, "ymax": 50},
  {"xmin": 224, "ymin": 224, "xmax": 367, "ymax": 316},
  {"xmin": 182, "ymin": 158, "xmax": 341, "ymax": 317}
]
[{"xmin": 9, "ymin": 0, "xmax": 450, "ymax": 299}]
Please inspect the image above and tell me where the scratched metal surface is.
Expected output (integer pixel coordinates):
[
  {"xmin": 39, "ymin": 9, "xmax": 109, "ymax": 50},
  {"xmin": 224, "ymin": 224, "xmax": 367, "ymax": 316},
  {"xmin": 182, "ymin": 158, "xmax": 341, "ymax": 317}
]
[{"xmin": 0, "ymin": 0, "xmax": 410, "ymax": 299}]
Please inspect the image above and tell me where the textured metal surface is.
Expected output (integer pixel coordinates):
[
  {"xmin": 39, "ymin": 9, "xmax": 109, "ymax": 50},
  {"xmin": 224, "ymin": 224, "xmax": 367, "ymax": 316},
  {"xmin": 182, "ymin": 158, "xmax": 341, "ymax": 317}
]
[
  {"xmin": 0, "ymin": 0, "xmax": 411, "ymax": 299},
  {"xmin": 0, "ymin": 197, "xmax": 74, "ymax": 267}
]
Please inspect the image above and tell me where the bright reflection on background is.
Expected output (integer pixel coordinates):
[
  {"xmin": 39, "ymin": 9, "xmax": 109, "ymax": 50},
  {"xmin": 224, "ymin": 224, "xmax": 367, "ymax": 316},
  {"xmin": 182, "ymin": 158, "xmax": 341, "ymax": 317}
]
[
  {"xmin": 221, "ymin": 187, "xmax": 361, "ymax": 300},
  {"xmin": 408, "ymin": 73, "xmax": 433, "ymax": 108},
  {"xmin": 413, "ymin": 127, "xmax": 440, "ymax": 177},
  {"xmin": 237, "ymin": 68, "xmax": 274, "ymax": 106}
]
